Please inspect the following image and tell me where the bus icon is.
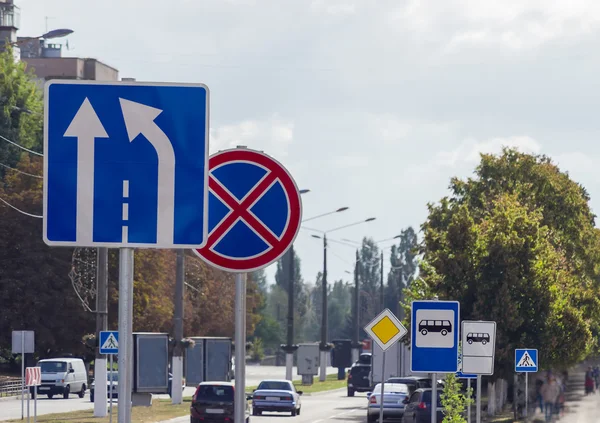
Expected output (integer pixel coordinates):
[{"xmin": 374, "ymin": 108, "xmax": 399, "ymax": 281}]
[
  {"xmin": 466, "ymin": 333, "xmax": 490, "ymax": 345},
  {"xmin": 418, "ymin": 320, "xmax": 452, "ymax": 336}
]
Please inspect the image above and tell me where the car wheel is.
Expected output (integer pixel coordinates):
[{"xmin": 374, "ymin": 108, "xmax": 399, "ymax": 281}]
[
  {"xmin": 367, "ymin": 414, "xmax": 377, "ymax": 422},
  {"xmin": 297, "ymin": 407, "xmax": 301, "ymax": 415},
  {"xmin": 252, "ymin": 408, "xmax": 261, "ymax": 416},
  {"xmin": 482, "ymin": 340, "xmax": 487, "ymax": 345},
  {"xmin": 347, "ymin": 388, "xmax": 355, "ymax": 397},
  {"xmin": 467, "ymin": 339, "xmax": 473, "ymax": 344},
  {"xmin": 63, "ymin": 385, "xmax": 70, "ymax": 399},
  {"xmin": 420, "ymin": 329, "xmax": 428, "ymax": 336},
  {"xmin": 78, "ymin": 384, "xmax": 86, "ymax": 398},
  {"xmin": 441, "ymin": 329, "xmax": 448, "ymax": 336},
  {"xmin": 48, "ymin": 394, "xmax": 53, "ymax": 399},
  {"xmin": 291, "ymin": 409, "xmax": 297, "ymax": 416}
]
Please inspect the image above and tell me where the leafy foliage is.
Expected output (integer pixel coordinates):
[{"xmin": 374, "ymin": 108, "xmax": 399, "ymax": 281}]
[
  {"xmin": 408, "ymin": 148, "xmax": 600, "ymax": 377},
  {"xmin": 441, "ymin": 373, "xmax": 473, "ymax": 423}
]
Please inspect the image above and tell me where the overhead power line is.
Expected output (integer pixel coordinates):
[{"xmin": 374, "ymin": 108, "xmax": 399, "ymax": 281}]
[
  {"xmin": 0, "ymin": 195, "xmax": 43, "ymax": 218},
  {"xmin": 0, "ymin": 133, "xmax": 43, "ymax": 157},
  {"xmin": 0, "ymin": 162, "xmax": 43, "ymax": 178}
]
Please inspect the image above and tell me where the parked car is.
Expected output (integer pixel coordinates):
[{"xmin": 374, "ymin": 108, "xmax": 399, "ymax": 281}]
[
  {"xmin": 402, "ymin": 388, "xmax": 444, "ymax": 423},
  {"xmin": 35, "ymin": 358, "xmax": 87, "ymax": 399},
  {"xmin": 190, "ymin": 381, "xmax": 249, "ymax": 423},
  {"xmin": 385, "ymin": 376, "xmax": 433, "ymax": 395},
  {"xmin": 251, "ymin": 379, "xmax": 302, "ymax": 416},
  {"xmin": 366, "ymin": 382, "xmax": 410, "ymax": 422},
  {"xmin": 90, "ymin": 371, "xmax": 118, "ymax": 402},
  {"xmin": 347, "ymin": 363, "xmax": 371, "ymax": 396}
]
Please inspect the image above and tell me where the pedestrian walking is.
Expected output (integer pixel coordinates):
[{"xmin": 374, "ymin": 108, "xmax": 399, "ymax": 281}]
[
  {"xmin": 541, "ymin": 375, "xmax": 560, "ymax": 423},
  {"xmin": 585, "ymin": 367, "xmax": 595, "ymax": 395}
]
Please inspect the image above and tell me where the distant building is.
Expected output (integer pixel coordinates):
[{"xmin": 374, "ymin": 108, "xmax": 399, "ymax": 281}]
[{"xmin": 0, "ymin": 0, "xmax": 21, "ymax": 61}]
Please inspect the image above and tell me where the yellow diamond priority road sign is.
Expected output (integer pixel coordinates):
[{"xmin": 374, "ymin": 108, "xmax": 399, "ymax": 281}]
[{"xmin": 364, "ymin": 308, "xmax": 408, "ymax": 351}]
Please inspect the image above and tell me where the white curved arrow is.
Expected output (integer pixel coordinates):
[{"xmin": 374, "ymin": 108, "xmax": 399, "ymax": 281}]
[
  {"xmin": 64, "ymin": 98, "xmax": 108, "ymax": 244},
  {"xmin": 119, "ymin": 98, "xmax": 176, "ymax": 245}
]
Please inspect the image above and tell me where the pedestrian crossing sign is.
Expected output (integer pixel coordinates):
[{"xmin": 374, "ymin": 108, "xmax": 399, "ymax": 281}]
[
  {"xmin": 99, "ymin": 331, "xmax": 119, "ymax": 354},
  {"xmin": 515, "ymin": 348, "xmax": 538, "ymax": 373}
]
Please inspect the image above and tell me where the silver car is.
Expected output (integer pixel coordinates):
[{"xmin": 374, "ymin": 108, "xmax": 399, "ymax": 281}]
[
  {"xmin": 367, "ymin": 383, "xmax": 410, "ymax": 422},
  {"xmin": 251, "ymin": 379, "xmax": 303, "ymax": 416}
]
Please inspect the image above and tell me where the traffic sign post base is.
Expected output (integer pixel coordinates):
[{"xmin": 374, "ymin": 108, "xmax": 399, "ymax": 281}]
[
  {"xmin": 285, "ymin": 353, "xmax": 294, "ymax": 381},
  {"xmin": 118, "ymin": 248, "xmax": 134, "ymax": 423},
  {"xmin": 234, "ymin": 274, "xmax": 247, "ymax": 423},
  {"xmin": 93, "ymin": 359, "xmax": 108, "ymax": 417}
]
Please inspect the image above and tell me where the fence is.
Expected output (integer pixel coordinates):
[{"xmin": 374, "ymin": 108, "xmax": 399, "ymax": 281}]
[{"xmin": 0, "ymin": 378, "xmax": 23, "ymax": 397}]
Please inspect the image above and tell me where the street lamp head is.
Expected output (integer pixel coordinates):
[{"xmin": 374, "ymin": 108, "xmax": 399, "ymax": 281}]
[
  {"xmin": 393, "ymin": 234, "xmax": 402, "ymax": 239},
  {"xmin": 42, "ymin": 28, "xmax": 74, "ymax": 40},
  {"xmin": 336, "ymin": 207, "xmax": 349, "ymax": 213},
  {"xmin": 311, "ymin": 234, "xmax": 322, "ymax": 239},
  {"xmin": 365, "ymin": 217, "xmax": 376, "ymax": 222},
  {"xmin": 299, "ymin": 189, "xmax": 310, "ymax": 194}
]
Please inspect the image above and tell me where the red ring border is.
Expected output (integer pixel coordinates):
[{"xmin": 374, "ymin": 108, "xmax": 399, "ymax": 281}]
[{"xmin": 194, "ymin": 148, "xmax": 302, "ymax": 272}]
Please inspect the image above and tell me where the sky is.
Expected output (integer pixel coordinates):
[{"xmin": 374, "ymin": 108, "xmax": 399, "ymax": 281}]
[{"xmin": 15, "ymin": 0, "xmax": 600, "ymax": 287}]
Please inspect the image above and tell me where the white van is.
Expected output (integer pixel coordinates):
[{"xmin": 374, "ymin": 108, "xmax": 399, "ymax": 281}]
[{"xmin": 36, "ymin": 358, "xmax": 88, "ymax": 399}]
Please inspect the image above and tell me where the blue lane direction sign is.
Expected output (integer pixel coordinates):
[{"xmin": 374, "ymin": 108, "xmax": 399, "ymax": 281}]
[
  {"xmin": 411, "ymin": 300, "xmax": 460, "ymax": 373},
  {"xmin": 99, "ymin": 331, "xmax": 119, "ymax": 355},
  {"xmin": 44, "ymin": 80, "xmax": 209, "ymax": 249},
  {"xmin": 515, "ymin": 349, "xmax": 538, "ymax": 373}
]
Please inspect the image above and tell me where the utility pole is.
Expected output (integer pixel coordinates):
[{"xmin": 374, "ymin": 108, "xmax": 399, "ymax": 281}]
[
  {"xmin": 94, "ymin": 247, "xmax": 108, "ymax": 417},
  {"xmin": 319, "ymin": 234, "xmax": 330, "ymax": 381},
  {"xmin": 351, "ymin": 250, "xmax": 361, "ymax": 363},
  {"xmin": 380, "ymin": 251, "xmax": 384, "ymax": 311},
  {"xmin": 282, "ymin": 246, "xmax": 298, "ymax": 380},
  {"xmin": 172, "ymin": 249, "xmax": 185, "ymax": 404}
]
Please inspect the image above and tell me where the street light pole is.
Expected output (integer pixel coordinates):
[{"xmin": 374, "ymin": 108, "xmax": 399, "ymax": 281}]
[
  {"xmin": 380, "ymin": 251, "xmax": 384, "ymax": 311},
  {"xmin": 352, "ymin": 250, "xmax": 361, "ymax": 363},
  {"xmin": 283, "ymin": 245, "xmax": 296, "ymax": 381}
]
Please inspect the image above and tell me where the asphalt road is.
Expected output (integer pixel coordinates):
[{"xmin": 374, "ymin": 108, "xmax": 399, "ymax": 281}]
[
  {"xmin": 168, "ymin": 389, "xmax": 369, "ymax": 423},
  {"xmin": 0, "ymin": 366, "xmax": 338, "ymax": 421}
]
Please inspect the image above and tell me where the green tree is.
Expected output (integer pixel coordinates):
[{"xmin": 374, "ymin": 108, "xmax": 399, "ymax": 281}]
[
  {"xmin": 0, "ymin": 46, "xmax": 43, "ymax": 179},
  {"xmin": 385, "ymin": 227, "xmax": 418, "ymax": 318},
  {"xmin": 441, "ymin": 373, "xmax": 473, "ymax": 423},
  {"xmin": 328, "ymin": 279, "xmax": 352, "ymax": 340},
  {"xmin": 274, "ymin": 249, "xmax": 308, "ymax": 319},
  {"xmin": 407, "ymin": 149, "xmax": 600, "ymax": 377},
  {"xmin": 358, "ymin": 238, "xmax": 380, "ymax": 323}
]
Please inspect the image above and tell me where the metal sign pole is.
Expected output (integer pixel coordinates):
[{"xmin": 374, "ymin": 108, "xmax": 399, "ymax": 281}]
[
  {"xmin": 467, "ymin": 379, "xmax": 471, "ymax": 423},
  {"xmin": 379, "ymin": 350, "xmax": 386, "ymax": 423},
  {"xmin": 21, "ymin": 333, "xmax": 24, "ymax": 421},
  {"xmin": 431, "ymin": 373, "xmax": 437, "ymax": 423},
  {"xmin": 26, "ymin": 384, "xmax": 30, "ymax": 423},
  {"xmin": 524, "ymin": 373, "xmax": 528, "ymax": 421},
  {"xmin": 117, "ymin": 248, "xmax": 134, "ymax": 423},
  {"xmin": 234, "ymin": 273, "xmax": 247, "ymax": 423},
  {"xmin": 476, "ymin": 375, "xmax": 482, "ymax": 423},
  {"xmin": 109, "ymin": 354, "xmax": 114, "ymax": 423},
  {"xmin": 33, "ymin": 385, "xmax": 37, "ymax": 423}
]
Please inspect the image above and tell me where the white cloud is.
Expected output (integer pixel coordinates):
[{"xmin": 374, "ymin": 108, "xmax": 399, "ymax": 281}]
[
  {"xmin": 435, "ymin": 135, "xmax": 542, "ymax": 167},
  {"xmin": 210, "ymin": 116, "xmax": 294, "ymax": 158}
]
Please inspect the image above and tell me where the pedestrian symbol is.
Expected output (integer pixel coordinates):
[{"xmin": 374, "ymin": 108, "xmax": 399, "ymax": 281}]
[
  {"xmin": 515, "ymin": 348, "xmax": 538, "ymax": 373},
  {"xmin": 99, "ymin": 331, "xmax": 119, "ymax": 354}
]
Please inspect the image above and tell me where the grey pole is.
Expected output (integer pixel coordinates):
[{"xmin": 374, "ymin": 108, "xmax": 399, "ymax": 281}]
[
  {"xmin": 379, "ymin": 252, "xmax": 384, "ymax": 311},
  {"xmin": 118, "ymin": 248, "xmax": 134, "ymax": 423},
  {"xmin": 352, "ymin": 251, "xmax": 360, "ymax": 362},
  {"xmin": 27, "ymin": 384, "xmax": 30, "ymax": 423},
  {"xmin": 21, "ymin": 332, "xmax": 24, "ymax": 420},
  {"xmin": 172, "ymin": 249, "xmax": 185, "ymax": 404},
  {"xmin": 467, "ymin": 379, "xmax": 471, "ymax": 423},
  {"xmin": 319, "ymin": 234, "xmax": 329, "ymax": 382},
  {"xmin": 94, "ymin": 247, "xmax": 109, "ymax": 417},
  {"xmin": 284, "ymin": 246, "xmax": 296, "ymax": 381},
  {"xmin": 379, "ymin": 351, "xmax": 386, "ymax": 423},
  {"xmin": 524, "ymin": 373, "xmax": 528, "ymax": 421},
  {"xmin": 109, "ymin": 354, "xmax": 114, "ymax": 423},
  {"xmin": 431, "ymin": 373, "xmax": 437, "ymax": 423},
  {"xmin": 234, "ymin": 273, "xmax": 247, "ymax": 423},
  {"xmin": 33, "ymin": 385, "xmax": 37, "ymax": 423},
  {"xmin": 476, "ymin": 375, "xmax": 482, "ymax": 423}
]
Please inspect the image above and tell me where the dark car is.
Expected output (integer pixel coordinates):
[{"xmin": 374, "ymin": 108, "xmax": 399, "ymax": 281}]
[
  {"xmin": 190, "ymin": 382, "xmax": 249, "ymax": 423},
  {"xmin": 386, "ymin": 376, "xmax": 432, "ymax": 395},
  {"xmin": 402, "ymin": 388, "xmax": 444, "ymax": 423},
  {"xmin": 347, "ymin": 363, "xmax": 371, "ymax": 396}
]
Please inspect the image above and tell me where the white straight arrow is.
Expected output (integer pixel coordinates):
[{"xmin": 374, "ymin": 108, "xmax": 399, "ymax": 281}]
[
  {"xmin": 64, "ymin": 98, "xmax": 108, "ymax": 244},
  {"xmin": 119, "ymin": 98, "xmax": 176, "ymax": 245}
]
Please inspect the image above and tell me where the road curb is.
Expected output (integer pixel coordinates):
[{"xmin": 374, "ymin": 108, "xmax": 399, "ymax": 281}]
[{"xmin": 0, "ymin": 395, "xmax": 20, "ymax": 402}]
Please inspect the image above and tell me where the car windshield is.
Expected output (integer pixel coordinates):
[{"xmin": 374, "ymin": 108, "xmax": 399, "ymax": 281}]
[
  {"xmin": 40, "ymin": 362, "xmax": 67, "ymax": 373},
  {"xmin": 372, "ymin": 383, "xmax": 409, "ymax": 394},
  {"xmin": 196, "ymin": 385, "xmax": 234, "ymax": 401},
  {"xmin": 257, "ymin": 381, "xmax": 292, "ymax": 391}
]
